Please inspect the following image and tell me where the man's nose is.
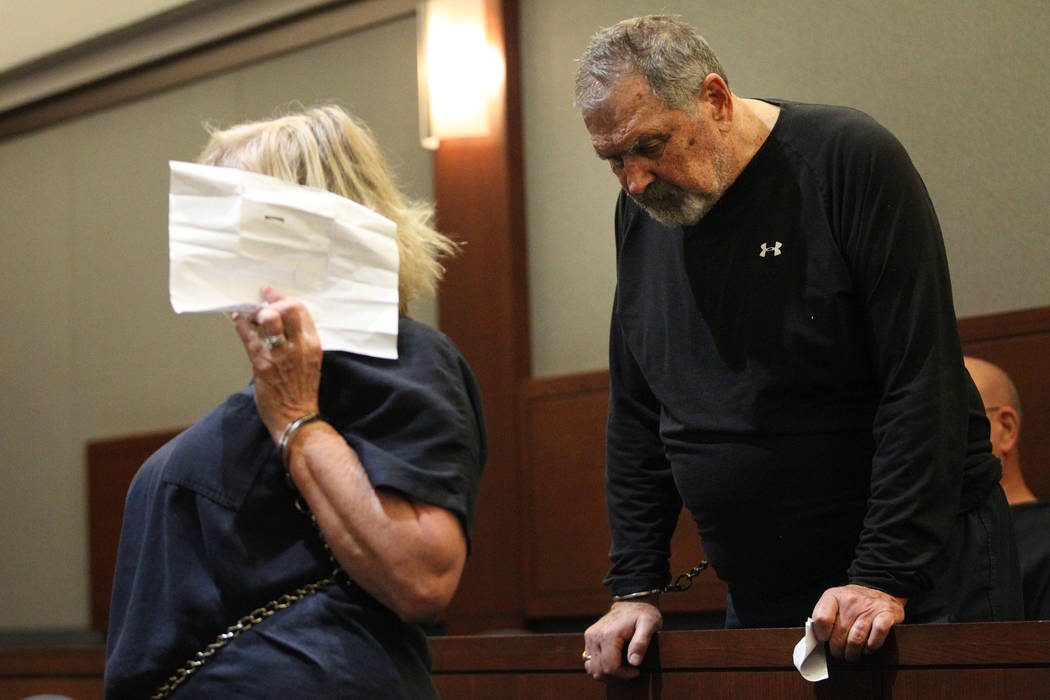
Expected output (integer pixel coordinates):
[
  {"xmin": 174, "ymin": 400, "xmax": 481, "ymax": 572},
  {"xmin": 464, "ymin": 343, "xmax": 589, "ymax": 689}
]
[{"xmin": 620, "ymin": 157, "xmax": 655, "ymax": 196}]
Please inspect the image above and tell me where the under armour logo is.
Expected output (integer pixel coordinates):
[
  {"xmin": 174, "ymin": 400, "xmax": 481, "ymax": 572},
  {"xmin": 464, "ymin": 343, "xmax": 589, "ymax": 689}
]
[{"xmin": 759, "ymin": 241, "xmax": 782, "ymax": 257}]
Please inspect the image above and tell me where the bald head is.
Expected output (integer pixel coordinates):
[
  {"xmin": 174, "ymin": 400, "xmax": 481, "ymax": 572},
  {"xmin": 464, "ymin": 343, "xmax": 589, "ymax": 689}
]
[
  {"xmin": 965, "ymin": 356, "xmax": 1022, "ymax": 418},
  {"xmin": 965, "ymin": 356, "xmax": 1032, "ymax": 503}
]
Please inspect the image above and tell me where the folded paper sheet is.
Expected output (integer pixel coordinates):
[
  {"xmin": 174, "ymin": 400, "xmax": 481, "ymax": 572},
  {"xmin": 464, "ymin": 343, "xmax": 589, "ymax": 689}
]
[
  {"xmin": 792, "ymin": 617, "xmax": 829, "ymax": 682},
  {"xmin": 168, "ymin": 161, "xmax": 400, "ymax": 359}
]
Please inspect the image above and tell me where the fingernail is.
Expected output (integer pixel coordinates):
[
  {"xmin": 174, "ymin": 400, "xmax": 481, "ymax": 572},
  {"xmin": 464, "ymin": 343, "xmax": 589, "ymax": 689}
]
[{"xmin": 629, "ymin": 653, "xmax": 641, "ymax": 665}]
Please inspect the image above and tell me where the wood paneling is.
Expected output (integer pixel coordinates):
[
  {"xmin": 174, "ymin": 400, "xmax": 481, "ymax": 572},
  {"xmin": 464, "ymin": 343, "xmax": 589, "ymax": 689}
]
[
  {"xmin": 87, "ymin": 429, "xmax": 182, "ymax": 634},
  {"xmin": 0, "ymin": 645, "xmax": 105, "ymax": 700},
  {"xmin": 433, "ymin": 0, "xmax": 530, "ymax": 634},
  {"xmin": 520, "ymin": 371, "xmax": 724, "ymax": 619}
]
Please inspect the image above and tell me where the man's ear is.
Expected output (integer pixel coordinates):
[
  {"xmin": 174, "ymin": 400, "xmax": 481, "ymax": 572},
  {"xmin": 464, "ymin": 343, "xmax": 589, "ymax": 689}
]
[
  {"xmin": 996, "ymin": 405, "xmax": 1021, "ymax": 454},
  {"xmin": 699, "ymin": 73, "xmax": 733, "ymax": 128}
]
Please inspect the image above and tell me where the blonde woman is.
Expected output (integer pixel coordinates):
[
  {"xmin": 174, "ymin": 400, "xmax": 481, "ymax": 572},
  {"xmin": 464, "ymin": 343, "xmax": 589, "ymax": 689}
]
[{"xmin": 106, "ymin": 105, "xmax": 486, "ymax": 699}]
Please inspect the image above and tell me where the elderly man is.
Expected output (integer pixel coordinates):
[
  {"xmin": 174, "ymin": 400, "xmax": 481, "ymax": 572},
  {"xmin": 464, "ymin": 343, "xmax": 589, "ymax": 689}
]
[
  {"xmin": 965, "ymin": 356, "xmax": 1050, "ymax": 620},
  {"xmin": 576, "ymin": 16, "xmax": 1021, "ymax": 680}
]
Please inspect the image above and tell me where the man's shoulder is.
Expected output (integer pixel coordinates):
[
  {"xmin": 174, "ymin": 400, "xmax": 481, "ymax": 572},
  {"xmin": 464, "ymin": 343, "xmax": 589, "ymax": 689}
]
[
  {"xmin": 769, "ymin": 99, "xmax": 902, "ymax": 155},
  {"xmin": 770, "ymin": 99, "xmax": 881, "ymax": 131},
  {"xmin": 765, "ymin": 99, "xmax": 915, "ymax": 192}
]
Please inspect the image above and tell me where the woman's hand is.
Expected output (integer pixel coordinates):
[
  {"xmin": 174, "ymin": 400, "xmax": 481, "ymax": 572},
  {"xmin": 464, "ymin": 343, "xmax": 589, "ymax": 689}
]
[
  {"xmin": 235, "ymin": 287, "xmax": 467, "ymax": 622},
  {"xmin": 232, "ymin": 286, "xmax": 323, "ymax": 444}
]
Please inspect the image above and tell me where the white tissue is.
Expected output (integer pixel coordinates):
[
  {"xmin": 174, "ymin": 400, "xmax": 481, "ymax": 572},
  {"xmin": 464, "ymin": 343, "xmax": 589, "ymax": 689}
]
[{"xmin": 792, "ymin": 617, "xmax": 828, "ymax": 682}]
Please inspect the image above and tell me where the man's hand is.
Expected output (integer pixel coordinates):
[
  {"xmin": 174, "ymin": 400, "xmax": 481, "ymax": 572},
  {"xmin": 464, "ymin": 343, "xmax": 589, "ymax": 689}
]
[
  {"xmin": 811, "ymin": 584, "xmax": 907, "ymax": 662},
  {"xmin": 582, "ymin": 599, "xmax": 662, "ymax": 681}
]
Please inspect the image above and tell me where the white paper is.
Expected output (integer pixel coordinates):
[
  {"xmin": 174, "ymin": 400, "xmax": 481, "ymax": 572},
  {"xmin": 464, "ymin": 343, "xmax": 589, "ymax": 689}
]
[
  {"xmin": 792, "ymin": 617, "xmax": 829, "ymax": 682},
  {"xmin": 168, "ymin": 161, "xmax": 400, "ymax": 358}
]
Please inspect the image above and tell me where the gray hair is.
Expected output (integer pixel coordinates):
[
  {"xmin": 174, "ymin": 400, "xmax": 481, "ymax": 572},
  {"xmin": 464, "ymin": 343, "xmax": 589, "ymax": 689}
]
[{"xmin": 574, "ymin": 15, "xmax": 728, "ymax": 112}]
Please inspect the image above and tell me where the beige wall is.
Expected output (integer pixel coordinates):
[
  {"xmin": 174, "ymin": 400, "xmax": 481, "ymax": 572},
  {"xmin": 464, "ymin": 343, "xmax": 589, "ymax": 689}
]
[
  {"xmin": 0, "ymin": 0, "xmax": 189, "ymax": 70},
  {"xmin": 1, "ymin": 0, "xmax": 1049, "ymax": 629},
  {"xmin": 0, "ymin": 0, "xmax": 358, "ymax": 112},
  {"xmin": 0, "ymin": 13, "xmax": 431, "ymax": 629},
  {"xmin": 522, "ymin": 0, "xmax": 1050, "ymax": 376}
]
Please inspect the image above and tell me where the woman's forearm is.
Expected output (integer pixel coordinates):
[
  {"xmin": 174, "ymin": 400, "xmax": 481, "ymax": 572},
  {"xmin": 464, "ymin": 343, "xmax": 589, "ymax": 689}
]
[{"xmin": 284, "ymin": 420, "xmax": 467, "ymax": 623}]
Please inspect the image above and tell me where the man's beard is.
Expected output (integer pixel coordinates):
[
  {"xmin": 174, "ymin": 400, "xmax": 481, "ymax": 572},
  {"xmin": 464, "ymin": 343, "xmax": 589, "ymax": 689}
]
[
  {"xmin": 630, "ymin": 181, "xmax": 721, "ymax": 227},
  {"xmin": 629, "ymin": 148, "xmax": 733, "ymax": 227}
]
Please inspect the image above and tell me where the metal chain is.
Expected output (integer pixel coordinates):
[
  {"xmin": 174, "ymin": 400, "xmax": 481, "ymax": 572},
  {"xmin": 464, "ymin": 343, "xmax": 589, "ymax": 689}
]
[
  {"xmin": 150, "ymin": 574, "xmax": 339, "ymax": 699},
  {"xmin": 613, "ymin": 560, "xmax": 710, "ymax": 601},
  {"xmin": 663, "ymin": 560, "xmax": 709, "ymax": 593},
  {"xmin": 152, "ymin": 482, "xmax": 344, "ymax": 699}
]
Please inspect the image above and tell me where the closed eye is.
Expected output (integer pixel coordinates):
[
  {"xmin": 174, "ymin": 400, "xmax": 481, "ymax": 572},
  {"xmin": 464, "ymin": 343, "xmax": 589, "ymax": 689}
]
[
  {"xmin": 632, "ymin": 136, "xmax": 669, "ymax": 161},
  {"xmin": 596, "ymin": 134, "xmax": 670, "ymax": 171}
]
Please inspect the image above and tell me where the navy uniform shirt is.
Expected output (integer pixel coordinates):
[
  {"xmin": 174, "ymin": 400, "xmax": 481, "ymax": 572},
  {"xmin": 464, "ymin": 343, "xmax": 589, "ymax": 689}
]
[{"xmin": 105, "ymin": 316, "xmax": 487, "ymax": 699}]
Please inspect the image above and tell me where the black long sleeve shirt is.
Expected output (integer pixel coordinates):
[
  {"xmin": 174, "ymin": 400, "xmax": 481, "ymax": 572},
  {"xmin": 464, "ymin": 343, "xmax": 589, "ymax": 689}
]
[{"xmin": 604, "ymin": 100, "xmax": 999, "ymax": 603}]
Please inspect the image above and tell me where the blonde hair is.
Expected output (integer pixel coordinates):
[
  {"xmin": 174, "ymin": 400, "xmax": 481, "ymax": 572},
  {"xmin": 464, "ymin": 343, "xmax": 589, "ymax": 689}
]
[{"xmin": 197, "ymin": 104, "xmax": 457, "ymax": 308}]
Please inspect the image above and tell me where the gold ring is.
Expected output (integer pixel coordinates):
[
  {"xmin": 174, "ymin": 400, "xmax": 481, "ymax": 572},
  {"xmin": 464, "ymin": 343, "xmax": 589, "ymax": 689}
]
[{"xmin": 581, "ymin": 650, "xmax": 592, "ymax": 662}]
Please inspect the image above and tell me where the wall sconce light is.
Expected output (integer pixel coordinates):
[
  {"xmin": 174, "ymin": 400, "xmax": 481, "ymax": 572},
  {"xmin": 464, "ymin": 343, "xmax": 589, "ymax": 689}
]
[{"xmin": 417, "ymin": 0, "xmax": 504, "ymax": 150}]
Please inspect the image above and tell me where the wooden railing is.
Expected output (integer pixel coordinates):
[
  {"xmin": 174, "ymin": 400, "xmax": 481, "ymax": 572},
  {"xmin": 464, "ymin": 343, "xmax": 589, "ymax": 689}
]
[
  {"xmin": 5, "ymin": 621, "xmax": 1050, "ymax": 699},
  {"xmin": 429, "ymin": 621, "xmax": 1050, "ymax": 699}
]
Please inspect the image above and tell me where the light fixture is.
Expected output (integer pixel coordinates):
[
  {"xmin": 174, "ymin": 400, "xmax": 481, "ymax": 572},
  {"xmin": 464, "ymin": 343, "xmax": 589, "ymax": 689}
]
[{"xmin": 417, "ymin": 0, "xmax": 504, "ymax": 150}]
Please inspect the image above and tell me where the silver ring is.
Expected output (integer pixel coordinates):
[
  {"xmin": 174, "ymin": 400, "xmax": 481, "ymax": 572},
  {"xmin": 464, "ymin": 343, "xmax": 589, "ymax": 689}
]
[{"xmin": 262, "ymin": 333, "xmax": 287, "ymax": 351}]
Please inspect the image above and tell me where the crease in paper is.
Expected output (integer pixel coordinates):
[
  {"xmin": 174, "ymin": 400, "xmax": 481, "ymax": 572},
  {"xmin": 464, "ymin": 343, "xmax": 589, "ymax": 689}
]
[
  {"xmin": 793, "ymin": 617, "xmax": 829, "ymax": 682},
  {"xmin": 168, "ymin": 161, "xmax": 399, "ymax": 359}
]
